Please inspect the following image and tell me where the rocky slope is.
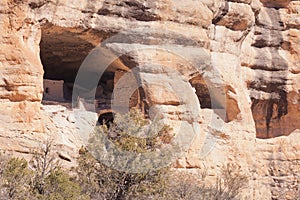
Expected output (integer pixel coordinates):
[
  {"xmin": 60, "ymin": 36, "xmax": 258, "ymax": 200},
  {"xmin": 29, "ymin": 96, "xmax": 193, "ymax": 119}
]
[{"xmin": 0, "ymin": 0, "xmax": 299, "ymax": 199}]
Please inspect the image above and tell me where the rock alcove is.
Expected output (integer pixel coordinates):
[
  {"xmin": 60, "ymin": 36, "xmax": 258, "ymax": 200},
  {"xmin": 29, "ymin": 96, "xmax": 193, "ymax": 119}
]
[{"xmin": 39, "ymin": 24, "xmax": 146, "ymax": 122}]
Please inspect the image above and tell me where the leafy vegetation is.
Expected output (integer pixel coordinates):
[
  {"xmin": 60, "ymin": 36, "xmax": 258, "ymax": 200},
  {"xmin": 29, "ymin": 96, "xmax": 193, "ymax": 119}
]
[
  {"xmin": 0, "ymin": 149, "xmax": 86, "ymax": 200},
  {"xmin": 0, "ymin": 109, "xmax": 251, "ymax": 200},
  {"xmin": 1, "ymin": 157, "xmax": 32, "ymax": 199},
  {"xmin": 75, "ymin": 148, "xmax": 169, "ymax": 200},
  {"xmin": 75, "ymin": 109, "xmax": 172, "ymax": 200}
]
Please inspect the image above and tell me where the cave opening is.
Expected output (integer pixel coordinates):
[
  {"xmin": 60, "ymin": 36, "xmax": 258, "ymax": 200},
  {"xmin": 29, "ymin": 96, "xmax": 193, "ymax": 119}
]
[
  {"xmin": 189, "ymin": 74, "xmax": 240, "ymax": 123},
  {"xmin": 40, "ymin": 24, "xmax": 101, "ymax": 103},
  {"xmin": 40, "ymin": 24, "xmax": 147, "ymax": 122},
  {"xmin": 189, "ymin": 75, "xmax": 227, "ymax": 122},
  {"xmin": 40, "ymin": 24, "xmax": 120, "ymax": 109},
  {"xmin": 189, "ymin": 75, "xmax": 212, "ymax": 109}
]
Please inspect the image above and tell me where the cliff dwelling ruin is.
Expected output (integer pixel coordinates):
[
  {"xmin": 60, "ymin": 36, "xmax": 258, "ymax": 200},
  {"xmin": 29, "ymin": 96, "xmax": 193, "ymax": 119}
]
[
  {"xmin": 39, "ymin": 24, "xmax": 145, "ymax": 123},
  {"xmin": 38, "ymin": 18, "xmax": 299, "ymax": 139},
  {"xmin": 40, "ymin": 25, "xmax": 113, "ymax": 123}
]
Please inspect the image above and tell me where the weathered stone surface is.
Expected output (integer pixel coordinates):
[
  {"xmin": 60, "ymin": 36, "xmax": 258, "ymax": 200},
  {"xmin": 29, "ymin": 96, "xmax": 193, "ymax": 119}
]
[
  {"xmin": 0, "ymin": 0, "xmax": 299, "ymax": 199},
  {"xmin": 257, "ymin": 7, "xmax": 285, "ymax": 30},
  {"xmin": 241, "ymin": 1, "xmax": 300, "ymax": 141},
  {"xmin": 215, "ymin": 2, "xmax": 255, "ymax": 31},
  {"xmin": 0, "ymin": 0, "xmax": 43, "ymax": 134},
  {"xmin": 260, "ymin": 0, "xmax": 291, "ymax": 8}
]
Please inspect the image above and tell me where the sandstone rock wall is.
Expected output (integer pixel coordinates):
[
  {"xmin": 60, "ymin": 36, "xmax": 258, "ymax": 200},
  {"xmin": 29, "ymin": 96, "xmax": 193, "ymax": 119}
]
[
  {"xmin": 0, "ymin": 0, "xmax": 44, "ymax": 135},
  {"xmin": 241, "ymin": 0, "xmax": 300, "ymax": 139},
  {"xmin": 0, "ymin": 0, "xmax": 299, "ymax": 199}
]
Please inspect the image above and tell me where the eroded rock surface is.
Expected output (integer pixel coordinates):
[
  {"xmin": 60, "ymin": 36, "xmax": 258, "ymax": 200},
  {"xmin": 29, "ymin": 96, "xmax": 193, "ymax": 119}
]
[{"xmin": 0, "ymin": 0, "xmax": 299, "ymax": 199}]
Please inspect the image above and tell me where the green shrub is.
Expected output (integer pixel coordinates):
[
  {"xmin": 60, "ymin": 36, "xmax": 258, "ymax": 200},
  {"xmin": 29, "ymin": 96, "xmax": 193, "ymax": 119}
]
[
  {"xmin": 75, "ymin": 148, "xmax": 169, "ymax": 200},
  {"xmin": 89, "ymin": 108, "xmax": 172, "ymax": 154},
  {"xmin": 75, "ymin": 109, "xmax": 172, "ymax": 200},
  {"xmin": 29, "ymin": 141, "xmax": 87, "ymax": 200},
  {"xmin": 41, "ymin": 168, "xmax": 87, "ymax": 200},
  {"xmin": 0, "ymin": 145, "xmax": 87, "ymax": 200},
  {"xmin": 0, "ymin": 109, "xmax": 249, "ymax": 200},
  {"xmin": 1, "ymin": 157, "xmax": 32, "ymax": 200}
]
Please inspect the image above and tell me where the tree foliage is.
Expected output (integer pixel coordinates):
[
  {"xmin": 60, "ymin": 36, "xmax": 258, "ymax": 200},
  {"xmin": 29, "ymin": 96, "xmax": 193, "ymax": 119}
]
[
  {"xmin": 0, "ymin": 150, "xmax": 86, "ymax": 200},
  {"xmin": 75, "ymin": 109, "xmax": 172, "ymax": 200},
  {"xmin": 0, "ymin": 109, "xmax": 252, "ymax": 200}
]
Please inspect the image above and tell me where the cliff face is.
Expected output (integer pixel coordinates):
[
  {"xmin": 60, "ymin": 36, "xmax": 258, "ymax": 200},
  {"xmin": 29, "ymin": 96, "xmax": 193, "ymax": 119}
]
[
  {"xmin": 0, "ymin": 0, "xmax": 299, "ymax": 199},
  {"xmin": 242, "ymin": 0, "xmax": 300, "ymax": 139}
]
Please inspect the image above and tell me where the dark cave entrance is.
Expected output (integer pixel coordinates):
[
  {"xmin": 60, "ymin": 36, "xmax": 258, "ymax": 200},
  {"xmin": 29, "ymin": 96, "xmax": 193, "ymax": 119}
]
[
  {"xmin": 40, "ymin": 24, "xmax": 99, "ymax": 103},
  {"xmin": 189, "ymin": 75, "xmax": 212, "ymax": 109},
  {"xmin": 189, "ymin": 74, "xmax": 240, "ymax": 123},
  {"xmin": 40, "ymin": 24, "xmax": 147, "ymax": 123},
  {"xmin": 40, "ymin": 24, "xmax": 119, "ymax": 108}
]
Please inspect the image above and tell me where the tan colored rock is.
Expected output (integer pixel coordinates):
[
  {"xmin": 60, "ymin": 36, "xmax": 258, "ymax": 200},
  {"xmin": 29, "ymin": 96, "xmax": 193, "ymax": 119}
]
[
  {"xmin": 260, "ymin": 0, "xmax": 291, "ymax": 8},
  {"xmin": 0, "ymin": 1, "xmax": 43, "ymax": 134},
  {"xmin": 215, "ymin": 2, "xmax": 255, "ymax": 31},
  {"xmin": 0, "ymin": 0, "xmax": 299, "ymax": 199},
  {"xmin": 257, "ymin": 7, "xmax": 286, "ymax": 30}
]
